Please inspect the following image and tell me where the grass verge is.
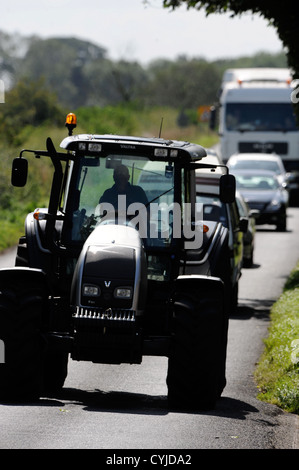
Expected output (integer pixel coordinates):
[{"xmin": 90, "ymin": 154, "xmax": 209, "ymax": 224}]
[{"xmin": 255, "ymin": 264, "xmax": 299, "ymax": 414}]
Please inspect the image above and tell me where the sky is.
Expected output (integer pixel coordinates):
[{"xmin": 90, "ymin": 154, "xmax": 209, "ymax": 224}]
[{"xmin": 0, "ymin": 0, "xmax": 283, "ymax": 65}]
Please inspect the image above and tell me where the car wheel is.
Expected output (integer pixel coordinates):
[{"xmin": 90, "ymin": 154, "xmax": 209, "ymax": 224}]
[{"xmin": 276, "ymin": 218, "xmax": 287, "ymax": 232}]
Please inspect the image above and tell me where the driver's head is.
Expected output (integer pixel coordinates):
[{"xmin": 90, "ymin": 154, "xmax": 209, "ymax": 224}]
[{"xmin": 113, "ymin": 164, "xmax": 130, "ymax": 189}]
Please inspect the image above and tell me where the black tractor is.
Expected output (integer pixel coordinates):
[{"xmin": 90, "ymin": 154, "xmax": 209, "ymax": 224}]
[{"xmin": 0, "ymin": 114, "xmax": 237, "ymax": 409}]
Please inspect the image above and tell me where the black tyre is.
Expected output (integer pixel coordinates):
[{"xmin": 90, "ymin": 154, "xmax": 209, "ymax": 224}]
[
  {"xmin": 276, "ymin": 218, "xmax": 287, "ymax": 232},
  {"xmin": 230, "ymin": 280, "xmax": 239, "ymax": 315},
  {"xmin": 15, "ymin": 239, "xmax": 69, "ymax": 394},
  {"xmin": 243, "ymin": 249, "xmax": 254, "ymax": 268},
  {"xmin": 0, "ymin": 269, "xmax": 47, "ymax": 402},
  {"xmin": 42, "ymin": 351, "xmax": 68, "ymax": 393},
  {"xmin": 167, "ymin": 276, "xmax": 227, "ymax": 411}
]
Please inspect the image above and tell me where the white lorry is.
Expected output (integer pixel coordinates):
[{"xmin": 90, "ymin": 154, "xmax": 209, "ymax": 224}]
[{"xmin": 211, "ymin": 68, "xmax": 299, "ymax": 174}]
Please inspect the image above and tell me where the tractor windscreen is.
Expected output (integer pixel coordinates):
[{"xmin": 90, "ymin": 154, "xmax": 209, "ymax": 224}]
[{"xmin": 70, "ymin": 154, "xmax": 175, "ymax": 247}]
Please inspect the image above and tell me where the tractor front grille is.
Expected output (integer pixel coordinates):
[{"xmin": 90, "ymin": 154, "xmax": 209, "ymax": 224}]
[
  {"xmin": 71, "ymin": 306, "xmax": 141, "ymax": 364},
  {"xmin": 73, "ymin": 306, "xmax": 136, "ymax": 328}
]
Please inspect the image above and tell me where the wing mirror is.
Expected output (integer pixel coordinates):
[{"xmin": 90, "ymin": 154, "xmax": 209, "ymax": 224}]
[
  {"xmin": 11, "ymin": 158, "xmax": 28, "ymax": 187},
  {"xmin": 219, "ymin": 174, "xmax": 236, "ymax": 203}
]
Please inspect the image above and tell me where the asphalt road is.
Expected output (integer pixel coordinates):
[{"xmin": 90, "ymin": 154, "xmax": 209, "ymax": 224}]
[{"xmin": 0, "ymin": 209, "xmax": 299, "ymax": 450}]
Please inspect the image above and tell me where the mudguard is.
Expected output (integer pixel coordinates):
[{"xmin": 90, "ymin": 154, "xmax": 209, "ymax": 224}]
[
  {"xmin": 0, "ymin": 266, "xmax": 47, "ymax": 286},
  {"xmin": 174, "ymin": 274, "xmax": 225, "ymax": 315}
]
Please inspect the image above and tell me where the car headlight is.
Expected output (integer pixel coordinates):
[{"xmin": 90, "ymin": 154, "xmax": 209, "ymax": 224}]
[
  {"xmin": 114, "ymin": 287, "xmax": 132, "ymax": 299},
  {"xmin": 83, "ymin": 284, "xmax": 101, "ymax": 297},
  {"xmin": 268, "ymin": 199, "xmax": 281, "ymax": 210}
]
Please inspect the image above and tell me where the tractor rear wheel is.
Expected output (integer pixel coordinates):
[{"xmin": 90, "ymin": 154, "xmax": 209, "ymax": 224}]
[
  {"xmin": 0, "ymin": 269, "xmax": 47, "ymax": 402},
  {"xmin": 167, "ymin": 276, "xmax": 227, "ymax": 411}
]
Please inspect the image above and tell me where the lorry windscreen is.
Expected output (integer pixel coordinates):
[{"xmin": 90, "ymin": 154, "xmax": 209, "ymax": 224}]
[{"xmin": 225, "ymin": 103, "xmax": 297, "ymax": 132}]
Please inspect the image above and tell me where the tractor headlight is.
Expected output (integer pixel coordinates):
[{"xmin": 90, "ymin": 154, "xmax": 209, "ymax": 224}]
[
  {"xmin": 114, "ymin": 287, "xmax": 132, "ymax": 299},
  {"xmin": 83, "ymin": 284, "xmax": 101, "ymax": 297}
]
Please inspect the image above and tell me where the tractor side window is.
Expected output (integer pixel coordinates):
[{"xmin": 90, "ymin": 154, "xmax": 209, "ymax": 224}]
[
  {"xmin": 138, "ymin": 161, "xmax": 174, "ymax": 248},
  {"xmin": 71, "ymin": 158, "xmax": 109, "ymax": 241}
]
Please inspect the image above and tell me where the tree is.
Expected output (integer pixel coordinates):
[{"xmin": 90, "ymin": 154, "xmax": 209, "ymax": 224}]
[
  {"xmin": 0, "ymin": 31, "xmax": 26, "ymax": 89},
  {"xmin": 145, "ymin": 57, "xmax": 220, "ymax": 108},
  {"xmin": 0, "ymin": 78, "xmax": 64, "ymax": 144},
  {"xmin": 18, "ymin": 37, "xmax": 107, "ymax": 108},
  {"xmin": 16, "ymin": 36, "xmax": 148, "ymax": 108},
  {"xmin": 84, "ymin": 58, "xmax": 148, "ymax": 107},
  {"xmin": 163, "ymin": 1, "xmax": 299, "ymax": 113}
]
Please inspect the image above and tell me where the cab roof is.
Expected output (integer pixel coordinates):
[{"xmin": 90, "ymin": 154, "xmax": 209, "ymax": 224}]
[{"xmin": 60, "ymin": 133, "xmax": 207, "ymax": 161}]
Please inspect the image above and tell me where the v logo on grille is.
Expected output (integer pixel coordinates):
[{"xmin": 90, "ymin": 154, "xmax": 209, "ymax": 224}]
[{"xmin": 104, "ymin": 281, "xmax": 111, "ymax": 287}]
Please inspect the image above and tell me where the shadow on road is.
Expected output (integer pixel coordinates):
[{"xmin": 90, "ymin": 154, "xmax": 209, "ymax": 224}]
[
  {"xmin": 0, "ymin": 386, "xmax": 260, "ymax": 421},
  {"xmin": 231, "ymin": 297, "xmax": 274, "ymax": 321},
  {"xmin": 52, "ymin": 387, "xmax": 261, "ymax": 421},
  {"xmin": 59, "ymin": 387, "xmax": 169, "ymax": 415}
]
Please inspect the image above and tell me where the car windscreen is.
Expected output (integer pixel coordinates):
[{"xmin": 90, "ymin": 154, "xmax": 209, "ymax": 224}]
[
  {"xmin": 235, "ymin": 174, "xmax": 279, "ymax": 190},
  {"xmin": 229, "ymin": 159, "xmax": 281, "ymax": 174}
]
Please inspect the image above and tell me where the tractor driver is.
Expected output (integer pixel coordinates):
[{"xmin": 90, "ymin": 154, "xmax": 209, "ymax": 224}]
[{"xmin": 99, "ymin": 164, "xmax": 148, "ymax": 210}]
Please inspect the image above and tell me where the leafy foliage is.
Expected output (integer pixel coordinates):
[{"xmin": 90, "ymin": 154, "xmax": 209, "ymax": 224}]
[
  {"xmin": 0, "ymin": 78, "xmax": 65, "ymax": 145},
  {"xmin": 144, "ymin": 57, "xmax": 220, "ymax": 109},
  {"xmin": 75, "ymin": 105, "xmax": 139, "ymax": 135},
  {"xmin": 0, "ymin": 31, "xmax": 287, "ymax": 111},
  {"xmin": 17, "ymin": 37, "xmax": 106, "ymax": 108},
  {"xmin": 255, "ymin": 266, "xmax": 299, "ymax": 414}
]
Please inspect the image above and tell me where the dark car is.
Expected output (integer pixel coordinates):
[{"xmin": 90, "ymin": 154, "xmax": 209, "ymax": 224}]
[
  {"xmin": 227, "ymin": 152, "xmax": 299, "ymax": 206},
  {"xmin": 232, "ymin": 169, "xmax": 288, "ymax": 231},
  {"xmin": 227, "ymin": 153, "xmax": 288, "ymax": 187}
]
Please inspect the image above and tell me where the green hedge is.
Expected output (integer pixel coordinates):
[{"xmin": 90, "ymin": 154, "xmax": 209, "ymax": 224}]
[{"xmin": 255, "ymin": 265, "xmax": 299, "ymax": 414}]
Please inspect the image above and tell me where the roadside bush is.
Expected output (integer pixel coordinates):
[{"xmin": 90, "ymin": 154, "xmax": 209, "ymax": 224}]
[
  {"xmin": 255, "ymin": 266, "xmax": 299, "ymax": 414},
  {"xmin": 0, "ymin": 78, "xmax": 65, "ymax": 146},
  {"xmin": 75, "ymin": 105, "xmax": 138, "ymax": 135}
]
